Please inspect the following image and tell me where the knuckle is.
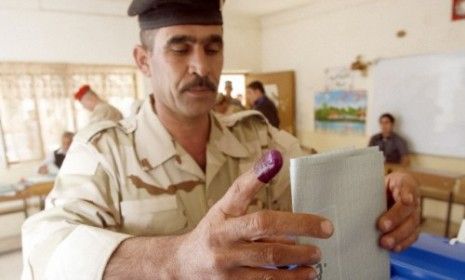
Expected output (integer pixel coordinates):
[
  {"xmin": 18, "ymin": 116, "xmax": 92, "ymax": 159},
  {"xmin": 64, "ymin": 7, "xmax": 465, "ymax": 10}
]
[
  {"xmin": 310, "ymin": 246, "xmax": 322, "ymax": 262},
  {"xmin": 207, "ymin": 251, "xmax": 226, "ymax": 270},
  {"xmin": 260, "ymin": 274, "xmax": 276, "ymax": 280},
  {"xmin": 231, "ymin": 180, "xmax": 244, "ymax": 196},
  {"xmin": 212, "ymin": 252, "xmax": 227, "ymax": 269},
  {"xmin": 262, "ymin": 246, "xmax": 281, "ymax": 264},
  {"xmin": 252, "ymin": 211, "xmax": 273, "ymax": 235},
  {"xmin": 206, "ymin": 233, "xmax": 220, "ymax": 247}
]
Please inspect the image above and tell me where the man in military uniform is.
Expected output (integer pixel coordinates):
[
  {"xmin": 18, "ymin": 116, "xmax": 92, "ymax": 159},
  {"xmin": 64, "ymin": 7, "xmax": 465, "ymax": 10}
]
[
  {"xmin": 214, "ymin": 81, "xmax": 243, "ymax": 115},
  {"xmin": 74, "ymin": 84, "xmax": 124, "ymax": 124},
  {"xmin": 223, "ymin": 80, "xmax": 244, "ymax": 111},
  {"xmin": 22, "ymin": 1, "xmax": 421, "ymax": 279}
]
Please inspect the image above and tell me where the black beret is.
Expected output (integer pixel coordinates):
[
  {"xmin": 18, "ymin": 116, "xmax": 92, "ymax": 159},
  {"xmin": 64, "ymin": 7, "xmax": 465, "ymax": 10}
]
[{"xmin": 128, "ymin": 0, "xmax": 224, "ymax": 30}]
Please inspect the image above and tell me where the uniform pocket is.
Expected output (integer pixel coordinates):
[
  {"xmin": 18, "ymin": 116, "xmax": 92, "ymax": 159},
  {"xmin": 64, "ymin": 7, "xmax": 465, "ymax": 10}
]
[{"xmin": 121, "ymin": 195, "xmax": 187, "ymax": 235}]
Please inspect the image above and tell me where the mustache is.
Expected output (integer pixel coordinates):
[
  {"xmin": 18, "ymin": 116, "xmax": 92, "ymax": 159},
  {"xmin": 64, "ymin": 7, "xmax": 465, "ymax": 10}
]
[{"xmin": 180, "ymin": 76, "xmax": 217, "ymax": 93}]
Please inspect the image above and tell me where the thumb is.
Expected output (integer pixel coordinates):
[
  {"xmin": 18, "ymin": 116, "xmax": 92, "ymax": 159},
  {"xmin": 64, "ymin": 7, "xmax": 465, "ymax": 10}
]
[{"xmin": 214, "ymin": 149, "xmax": 283, "ymax": 217}]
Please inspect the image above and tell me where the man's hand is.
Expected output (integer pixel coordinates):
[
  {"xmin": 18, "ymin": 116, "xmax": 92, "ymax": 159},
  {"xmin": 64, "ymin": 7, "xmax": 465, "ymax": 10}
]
[
  {"xmin": 38, "ymin": 165, "xmax": 48, "ymax": 175},
  {"xmin": 378, "ymin": 172, "xmax": 421, "ymax": 252},
  {"xmin": 174, "ymin": 150, "xmax": 334, "ymax": 279},
  {"xmin": 105, "ymin": 150, "xmax": 333, "ymax": 280}
]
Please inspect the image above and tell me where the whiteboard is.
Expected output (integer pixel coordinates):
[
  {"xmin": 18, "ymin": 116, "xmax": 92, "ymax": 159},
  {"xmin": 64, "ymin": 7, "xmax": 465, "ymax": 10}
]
[{"xmin": 368, "ymin": 51, "xmax": 465, "ymax": 158}]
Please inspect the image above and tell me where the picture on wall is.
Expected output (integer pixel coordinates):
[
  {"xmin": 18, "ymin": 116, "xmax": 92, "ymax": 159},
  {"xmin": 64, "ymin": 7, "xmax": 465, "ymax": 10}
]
[{"xmin": 314, "ymin": 90, "xmax": 367, "ymax": 135}]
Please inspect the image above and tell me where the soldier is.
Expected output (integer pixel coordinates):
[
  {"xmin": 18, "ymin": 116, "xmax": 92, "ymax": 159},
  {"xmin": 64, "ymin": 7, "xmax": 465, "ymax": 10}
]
[
  {"xmin": 214, "ymin": 81, "xmax": 243, "ymax": 115},
  {"xmin": 224, "ymin": 80, "xmax": 244, "ymax": 109},
  {"xmin": 74, "ymin": 84, "xmax": 124, "ymax": 124},
  {"xmin": 22, "ymin": 1, "xmax": 420, "ymax": 279}
]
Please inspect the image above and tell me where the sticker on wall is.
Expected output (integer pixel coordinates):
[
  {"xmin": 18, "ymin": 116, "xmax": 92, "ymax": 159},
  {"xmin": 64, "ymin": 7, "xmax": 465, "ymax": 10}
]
[
  {"xmin": 314, "ymin": 90, "xmax": 367, "ymax": 135},
  {"xmin": 324, "ymin": 67, "xmax": 353, "ymax": 91},
  {"xmin": 453, "ymin": 0, "xmax": 465, "ymax": 21}
]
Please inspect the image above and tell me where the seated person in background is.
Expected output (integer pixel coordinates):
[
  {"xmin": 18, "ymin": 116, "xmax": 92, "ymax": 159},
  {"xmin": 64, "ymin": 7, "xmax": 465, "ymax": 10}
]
[
  {"xmin": 74, "ymin": 85, "xmax": 124, "ymax": 124},
  {"xmin": 246, "ymin": 80, "xmax": 280, "ymax": 128},
  {"xmin": 38, "ymin": 131, "xmax": 74, "ymax": 175},
  {"xmin": 369, "ymin": 113, "xmax": 409, "ymax": 165}
]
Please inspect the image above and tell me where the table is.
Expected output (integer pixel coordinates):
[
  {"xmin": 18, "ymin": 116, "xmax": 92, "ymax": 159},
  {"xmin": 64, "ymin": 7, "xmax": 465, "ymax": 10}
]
[{"xmin": 0, "ymin": 177, "xmax": 55, "ymax": 217}]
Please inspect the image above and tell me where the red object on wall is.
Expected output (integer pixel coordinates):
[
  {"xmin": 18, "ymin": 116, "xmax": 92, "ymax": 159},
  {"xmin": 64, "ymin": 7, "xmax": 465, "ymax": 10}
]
[{"xmin": 453, "ymin": 0, "xmax": 465, "ymax": 21}]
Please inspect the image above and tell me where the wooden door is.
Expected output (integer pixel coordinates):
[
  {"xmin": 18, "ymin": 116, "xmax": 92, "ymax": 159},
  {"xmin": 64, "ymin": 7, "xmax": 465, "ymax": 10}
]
[{"xmin": 245, "ymin": 71, "xmax": 295, "ymax": 135}]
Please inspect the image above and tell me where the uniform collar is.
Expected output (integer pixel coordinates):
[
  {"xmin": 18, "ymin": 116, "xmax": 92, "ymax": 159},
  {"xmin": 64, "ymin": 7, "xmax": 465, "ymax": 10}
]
[
  {"xmin": 134, "ymin": 96, "xmax": 250, "ymax": 172},
  {"xmin": 134, "ymin": 96, "xmax": 177, "ymax": 171},
  {"xmin": 209, "ymin": 112, "xmax": 250, "ymax": 159}
]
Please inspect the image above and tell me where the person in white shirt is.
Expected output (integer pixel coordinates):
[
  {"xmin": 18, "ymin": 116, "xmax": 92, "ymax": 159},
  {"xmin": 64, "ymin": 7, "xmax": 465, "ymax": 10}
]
[{"xmin": 37, "ymin": 131, "xmax": 74, "ymax": 175}]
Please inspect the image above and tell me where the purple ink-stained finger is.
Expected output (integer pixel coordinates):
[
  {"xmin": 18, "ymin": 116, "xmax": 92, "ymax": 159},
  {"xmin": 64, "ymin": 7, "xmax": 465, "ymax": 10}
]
[{"xmin": 254, "ymin": 149, "xmax": 283, "ymax": 184}]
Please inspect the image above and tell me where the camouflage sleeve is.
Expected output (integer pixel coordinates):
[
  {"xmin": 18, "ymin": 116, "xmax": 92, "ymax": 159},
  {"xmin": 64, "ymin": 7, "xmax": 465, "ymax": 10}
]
[{"xmin": 21, "ymin": 124, "xmax": 131, "ymax": 280}]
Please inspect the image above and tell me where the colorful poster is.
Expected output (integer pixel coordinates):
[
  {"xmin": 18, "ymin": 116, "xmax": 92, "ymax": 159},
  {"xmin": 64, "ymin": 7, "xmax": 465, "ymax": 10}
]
[
  {"xmin": 314, "ymin": 90, "xmax": 367, "ymax": 135},
  {"xmin": 453, "ymin": 0, "xmax": 465, "ymax": 21}
]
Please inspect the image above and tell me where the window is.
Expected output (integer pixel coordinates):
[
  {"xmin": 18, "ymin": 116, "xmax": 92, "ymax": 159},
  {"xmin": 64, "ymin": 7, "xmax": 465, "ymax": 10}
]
[{"xmin": 0, "ymin": 63, "xmax": 141, "ymax": 166}]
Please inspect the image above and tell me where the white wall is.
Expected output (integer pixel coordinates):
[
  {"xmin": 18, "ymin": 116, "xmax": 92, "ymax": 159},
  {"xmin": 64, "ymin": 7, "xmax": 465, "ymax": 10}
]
[
  {"xmin": 262, "ymin": 0, "xmax": 465, "ymax": 142},
  {"xmin": 261, "ymin": 0, "xmax": 465, "ymax": 223},
  {"xmin": 223, "ymin": 13, "xmax": 262, "ymax": 72},
  {"xmin": 0, "ymin": 0, "xmax": 261, "ymax": 71}
]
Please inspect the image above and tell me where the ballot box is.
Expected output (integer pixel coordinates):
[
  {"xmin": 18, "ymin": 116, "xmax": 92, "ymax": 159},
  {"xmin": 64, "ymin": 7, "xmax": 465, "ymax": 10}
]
[{"xmin": 390, "ymin": 233, "xmax": 465, "ymax": 279}]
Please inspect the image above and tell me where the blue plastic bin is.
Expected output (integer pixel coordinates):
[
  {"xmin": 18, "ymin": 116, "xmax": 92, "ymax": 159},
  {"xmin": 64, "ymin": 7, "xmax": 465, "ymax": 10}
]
[{"xmin": 390, "ymin": 234, "xmax": 465, "ymax": 279}]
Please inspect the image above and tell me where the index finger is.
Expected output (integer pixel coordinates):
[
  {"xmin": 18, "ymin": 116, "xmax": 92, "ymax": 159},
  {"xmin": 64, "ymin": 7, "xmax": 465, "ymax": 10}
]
[
  {"xmin": 214, "ymin": 150, "xmax": 283, "ymax": 217},
  {"xmin": 224, "ymin": 210, "xmax": 334, "ymax": 241}
]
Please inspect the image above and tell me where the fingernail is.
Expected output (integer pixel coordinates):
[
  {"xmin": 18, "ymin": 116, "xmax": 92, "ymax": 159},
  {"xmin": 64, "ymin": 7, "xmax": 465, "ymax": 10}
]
[
  {"xmin": 254, "ymin": 150, "xmax": 283, "ymax": 183},
  {"xmin": 384, "ymin": 237, "xmax": 395, "ymax": 249},
  {"xmin": 383, "ymin": 220, "xmax": 392, "ymax": 231},
  {"xmin": 321, "ymin": 220, "xmax": 334, "ymax": 236}
]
